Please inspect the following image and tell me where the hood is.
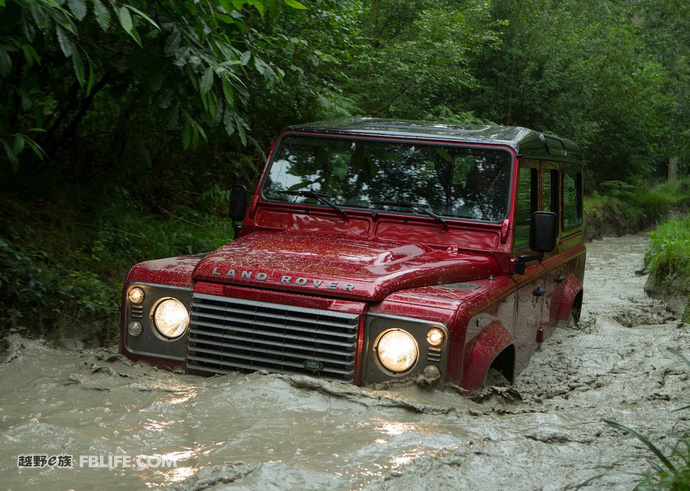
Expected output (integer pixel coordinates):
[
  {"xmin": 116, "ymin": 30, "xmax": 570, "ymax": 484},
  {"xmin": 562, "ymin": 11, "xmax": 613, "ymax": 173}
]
[{"xmin": 192, "ymin": 232, "xmax": 500, "ymax": 302}]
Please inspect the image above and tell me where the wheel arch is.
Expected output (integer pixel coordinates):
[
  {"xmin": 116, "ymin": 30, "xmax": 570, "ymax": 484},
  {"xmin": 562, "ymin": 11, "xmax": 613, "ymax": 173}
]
[
  {"xmin": 461, "ymin": 321, "xmax": 515, "ymax": 391},
  {"xmin": 555, "ymin": 275, "xmax": 583, "ymax": 322}
]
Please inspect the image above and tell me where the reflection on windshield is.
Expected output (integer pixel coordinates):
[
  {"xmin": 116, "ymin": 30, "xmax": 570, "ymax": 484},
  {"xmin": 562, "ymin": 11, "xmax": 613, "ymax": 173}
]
[{"xmin": 262, "ymin": 135, "xmax": 512, "ymax": 222}]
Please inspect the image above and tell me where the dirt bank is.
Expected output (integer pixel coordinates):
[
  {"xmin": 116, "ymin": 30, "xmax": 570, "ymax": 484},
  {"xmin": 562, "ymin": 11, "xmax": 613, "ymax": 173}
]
[
  {"xmin": 0, "ymin": 233, "xmax": 687, "ymax": 490},
  {"xmin": 584, "ymin": 202, "xmax": 650, "ymax": 242}
]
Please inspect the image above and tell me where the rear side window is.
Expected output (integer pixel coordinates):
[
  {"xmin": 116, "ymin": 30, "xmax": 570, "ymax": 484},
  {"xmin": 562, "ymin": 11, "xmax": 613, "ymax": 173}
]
[
  {"xmin": 543, "ymin": 169, "xmax": 559, "ymax": 213},
  {"xmin": 563, "ymin": 170, "xmax": 582, "ymax": 231}
]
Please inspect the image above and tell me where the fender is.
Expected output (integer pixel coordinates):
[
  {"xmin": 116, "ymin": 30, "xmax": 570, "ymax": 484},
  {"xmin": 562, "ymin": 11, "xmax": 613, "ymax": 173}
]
[
  {"xmin": 554, "ymin": 275, "xmax": 583, "ymax": 322},
  {"xmin": 461, "ymin": 321, "xmax": 514, "ymax": 391}
]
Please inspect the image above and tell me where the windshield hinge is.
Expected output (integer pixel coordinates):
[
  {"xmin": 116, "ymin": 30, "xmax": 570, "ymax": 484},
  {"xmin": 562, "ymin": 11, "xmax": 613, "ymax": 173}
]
[{"xmin": 500, "ymin": 218, "xmax": 510, "ymax": 244}]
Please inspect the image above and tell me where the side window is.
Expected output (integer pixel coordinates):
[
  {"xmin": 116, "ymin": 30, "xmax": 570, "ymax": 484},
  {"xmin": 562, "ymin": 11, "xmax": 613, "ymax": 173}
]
[
  {"xmin": 542, "ymin": 168, "xmax": 559, "ymax": 213},
  {"xmin": 563, "ymin": 170, "xmax": 583, "ymax": 231},
  {"xmin": 515, "ymin": 167, "xmax": 538, "ymax": 249}
]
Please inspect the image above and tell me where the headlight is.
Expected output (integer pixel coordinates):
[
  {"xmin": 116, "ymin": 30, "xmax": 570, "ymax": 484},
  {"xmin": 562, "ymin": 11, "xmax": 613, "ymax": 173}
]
[
  {"xmin": 153, "ymin": 298, "xmax": 189, "ymax": 339},
  {"xmin": 427, "ymin": 327, "xmax": 445, "ymax": 346},
  {"xmin": 128, "ymin": 287, "xmax": 145, "ymax": 304},
  {"xmin": 376, "ymin": 329, "xmax": 418, "ymax": 373}
]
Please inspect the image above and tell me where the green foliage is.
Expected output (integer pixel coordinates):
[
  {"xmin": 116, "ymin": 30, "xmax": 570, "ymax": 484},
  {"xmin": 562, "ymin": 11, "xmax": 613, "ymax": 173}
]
[
  {"xmin": 345, "ymin": 0, "xmax": 504, "ymax": 119},
  {"xmin": 0, "ymin": 233, "xmax": 118, "ymax": 340},
  {"xmin": 599, "ymin": 181, "xmax": 638, "ymax": 200},
  {"xmin": 0, "ymin": 190, "xmax": 233, "ymax": 342},
  {"xmin": 644, "ymin": 215, "xmax": 690, "ymax": 321},
  {"xmin": 90, "ymin": 187, "xmax": 234, "ymax": 267},
  {"xmin": 0, "ymin": 0, "xmax": 298, "ymax": 173},
  {"xmin": 645, "ymin": 216, "xmax": 690, "ymax": 282},
  {"xmin": 241, "ymin": 0, "xmax": 364, "ymax": 136},
  {"xmin": 641, "ymin": 179, "xmax": 690, "ymax": 213},
  {"xmin": 584, "ymin": 177, "xmax": 690, "ymax": 240},
  {"xmin": 465, "ymin": 0, "xmax": 673, "ymax": 181},
  {"xmin": 641, "ymin": 0, "xmax": 690, "ymax": 175}
]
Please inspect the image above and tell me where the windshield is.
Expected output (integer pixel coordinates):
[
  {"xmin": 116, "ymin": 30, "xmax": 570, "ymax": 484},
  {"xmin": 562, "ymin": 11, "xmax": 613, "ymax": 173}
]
[{"xmin": 262, "ymin": 135, "xmax": 513, "ymax": 222}]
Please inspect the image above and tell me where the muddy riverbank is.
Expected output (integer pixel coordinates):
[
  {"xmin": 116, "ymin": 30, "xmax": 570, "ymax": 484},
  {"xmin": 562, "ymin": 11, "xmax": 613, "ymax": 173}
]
[{"xmin": 1, "ymin": 233, "xmax": 688, "ymax": 490}]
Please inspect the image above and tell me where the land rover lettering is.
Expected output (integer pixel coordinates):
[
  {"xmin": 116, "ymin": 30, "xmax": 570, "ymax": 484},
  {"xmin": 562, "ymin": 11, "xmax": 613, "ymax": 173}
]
[{"xmin": 120, "ymin": 118, "xmax": 585, "ymax": 391}]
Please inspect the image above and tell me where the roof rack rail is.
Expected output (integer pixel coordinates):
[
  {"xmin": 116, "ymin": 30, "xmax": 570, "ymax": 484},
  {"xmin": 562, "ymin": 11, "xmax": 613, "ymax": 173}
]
[{"xmin": 539, "ymin": 133, "xmax": 567, "ymax": 157}]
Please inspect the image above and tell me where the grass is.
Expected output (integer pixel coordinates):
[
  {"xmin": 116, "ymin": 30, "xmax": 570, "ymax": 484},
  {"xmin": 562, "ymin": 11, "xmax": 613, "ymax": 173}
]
[
  {"xmin": 644, "ymin": 215, "xmax": 690, "ymax": 322},
  {"xmin": 584, "ymin": 177, "xmax": 690, "ymax": 241}
]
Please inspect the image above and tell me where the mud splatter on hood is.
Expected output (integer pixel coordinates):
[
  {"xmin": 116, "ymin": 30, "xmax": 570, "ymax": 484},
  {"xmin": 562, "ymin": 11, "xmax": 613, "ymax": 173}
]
[{"xmin": 192, "ymin": 231, "xmax": 500, "ymax": 301}]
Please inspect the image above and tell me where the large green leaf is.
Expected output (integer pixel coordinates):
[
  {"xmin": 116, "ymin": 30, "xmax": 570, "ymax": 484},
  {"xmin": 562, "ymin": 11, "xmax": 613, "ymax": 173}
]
[
  {"xmin": 55, "ymin": 26, "xmax": 73, "ymax": 57},
  {"xmin": 21, "ymin": 44, "xmax": 41, "ymax": 66},
  {"xmin": 223, "ymin": 111, "xmax": 236, "ymax": 136},
  {"xmin": 12, "ymin": 135, "xmax": 25, "ymax": 155},
  {"xmin": 71, "ymin": 47, "xmax": 85, "ymax": 85},
  {"xmin": 85, "ymin": 57, "xmax": 94, "ymax": 95},
  {"xmin": 68, "ymin": 0, "xmax": 87, "ymax": 21},
  {"xmin": 200, "ymin": 66, "xmax": 214, "ymax": 96},
  {"xmin": 118, "ymin": 6, "xmax": 133, "ymax": 34},
  {"xmin": 164, "ymin": 30, "xmax": 181, "ymax": 57},
  {"xmin": 284, "ymin": 0, "xmax": 307, "ymax": 9},
  {"xmin": 92, "ymin": 0, "xmax": 111, "ymax": 31},
  {"xmin": 24, "ymin": 137, "xmax": 47, "ymax": 160},
  {"xmin": 182, "ymin": 119, "xmax": 192, "ymax": 150},
  {"xmin": 233, "ymin": 113, "xmax": 247, "ymax": 146},
  {"xmin": 247, "ymin": 0, "xmax": 265, "ymax": 17},
  {"xmin": 0, "ymin": 47, "xmax": 11, "ymax": 77},
  {"xmin": 222, "ymin": 77, "xmax": 234, "ymax": 107},
  {"xmin": 218, "ymin": 0, "xmax": 234, "ymax": 13},
  {"xmin": 1, "ymin": 139, "xmax": 19, "ymax": 172},
  {"xmin": 125, "ymin": 5, "xmax": 160, "ymax": 30}
]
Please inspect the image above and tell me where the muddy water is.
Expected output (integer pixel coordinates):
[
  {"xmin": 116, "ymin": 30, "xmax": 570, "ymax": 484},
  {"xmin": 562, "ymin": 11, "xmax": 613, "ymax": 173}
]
[{"xmin": 2, "ymin": 233, "xmax": 688, "ymax": 490}]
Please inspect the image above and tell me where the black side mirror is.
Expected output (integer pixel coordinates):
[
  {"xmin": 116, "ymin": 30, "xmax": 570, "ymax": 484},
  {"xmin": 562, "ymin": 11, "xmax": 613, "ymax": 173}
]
[
  {"xmin": 515, "ymin": 211, "xmax": 559, "ymax": 275},
  {"xmin": 529, "ymin": 211, "xmax": 558, "ymax": 253},
  {"xmin": 229, "ymin": 185, "xmax": 248, "ymax": 238},
  {"xmin": 229, "ymin": 184, "xmax": 248, "ymax": 222}
]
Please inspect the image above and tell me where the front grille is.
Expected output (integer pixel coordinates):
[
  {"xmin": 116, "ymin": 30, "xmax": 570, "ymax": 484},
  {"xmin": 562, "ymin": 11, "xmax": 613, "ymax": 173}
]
[{"xmin": 187, "ymin": 293, "xmax": 359, "ymax": 382}]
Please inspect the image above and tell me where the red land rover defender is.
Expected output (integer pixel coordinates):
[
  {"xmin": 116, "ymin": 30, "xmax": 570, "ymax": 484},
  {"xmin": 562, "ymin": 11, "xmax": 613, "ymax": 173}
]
[{"xmin": 120, "ymin": 118, "xmax": 585, "ymax": 391}]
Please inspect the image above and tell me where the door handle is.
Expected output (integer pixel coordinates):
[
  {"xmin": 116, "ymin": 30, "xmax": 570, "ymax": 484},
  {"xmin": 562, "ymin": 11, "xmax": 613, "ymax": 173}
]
[
  {"xmin": 554, "ymin": 275, "xmax": 566, "ymax": 284},
  {"xmin": 532, "ymin": 287, "xmax": 546, "ymax": 297}
]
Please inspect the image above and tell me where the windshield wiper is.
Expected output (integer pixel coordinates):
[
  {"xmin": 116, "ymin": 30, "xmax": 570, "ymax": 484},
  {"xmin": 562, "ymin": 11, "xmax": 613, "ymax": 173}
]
[
  {"xmin": 280, "ymin": 190, "xmax": 347, "ymax": 218},
  {"xmin": 372, "ymin": 200, "xmax": 448, "ymax": 227}
]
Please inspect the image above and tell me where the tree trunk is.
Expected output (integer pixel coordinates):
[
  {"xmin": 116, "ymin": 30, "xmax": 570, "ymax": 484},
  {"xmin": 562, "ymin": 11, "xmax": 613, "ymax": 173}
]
[{"xmin": 668, "ymin": 157, "xmax": 678, "ymax": 181}]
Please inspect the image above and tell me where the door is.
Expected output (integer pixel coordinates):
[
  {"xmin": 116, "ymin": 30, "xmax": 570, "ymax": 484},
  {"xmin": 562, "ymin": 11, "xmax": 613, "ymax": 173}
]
[
  {"xmin": 543, "ymin": 167, "xmax": 585, "ymax": 330},
  {"xmin": 511, "ymin": 165, "xmax": 547, "ymax": 371},
  {"xmin": 540, "ymin": 165, "xmax": 563, "ymax": 338}
]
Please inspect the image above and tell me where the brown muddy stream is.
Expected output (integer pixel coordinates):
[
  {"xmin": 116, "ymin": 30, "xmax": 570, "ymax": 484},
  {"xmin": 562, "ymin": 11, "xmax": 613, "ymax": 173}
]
[{"xmin": 2, "ymin": 233, "xmax": 688, "ymax": 490}]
